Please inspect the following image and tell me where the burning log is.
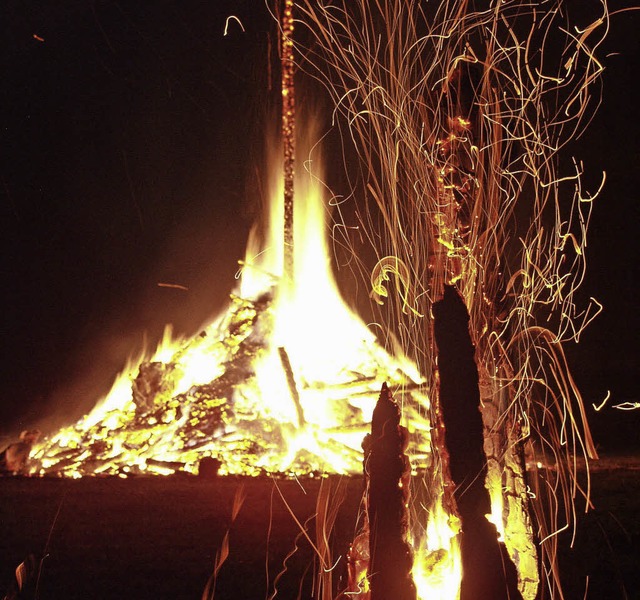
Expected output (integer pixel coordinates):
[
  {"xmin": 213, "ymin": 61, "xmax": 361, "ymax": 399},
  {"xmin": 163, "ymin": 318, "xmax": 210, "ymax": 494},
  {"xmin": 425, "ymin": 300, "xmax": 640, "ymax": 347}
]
[
  {"xmin": 0, "ymin": 430, "xmax": 41, "ymax": 476},
  {"xmin": 278, "ymin": 346, "xmax": 306, "ymax": 427},
  {"xmin": 132, "ymin": 362, "xmax": 177, "ymax": 419},
  {"xmin": 145, "ymin": 458, "xmax": 186, "ymax": 475},
  {"xmin": 366, "ymin": 383, "xmax": 416, "ymax": 600},
  {"xmin": 433, "ymin": 286, "xmax": 521, "ymax": 600}
]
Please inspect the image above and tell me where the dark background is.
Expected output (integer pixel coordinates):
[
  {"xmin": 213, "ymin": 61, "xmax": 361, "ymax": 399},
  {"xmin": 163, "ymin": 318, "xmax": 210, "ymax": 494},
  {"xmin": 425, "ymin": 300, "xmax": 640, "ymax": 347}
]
[
  {"xmin": 1, "ymin": 1, "xmax": 274, "ymax": 435},
  {"xmin": 1, "ymin": 1, "xmax": 638, "ymax": 451}
]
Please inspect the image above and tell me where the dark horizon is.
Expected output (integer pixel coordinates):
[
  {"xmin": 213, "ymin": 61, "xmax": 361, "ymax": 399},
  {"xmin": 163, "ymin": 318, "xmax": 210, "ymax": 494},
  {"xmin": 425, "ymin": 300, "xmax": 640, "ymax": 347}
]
[{"xmin": 1, "ymin": 1, "xmax": 638, "ymax": 452}]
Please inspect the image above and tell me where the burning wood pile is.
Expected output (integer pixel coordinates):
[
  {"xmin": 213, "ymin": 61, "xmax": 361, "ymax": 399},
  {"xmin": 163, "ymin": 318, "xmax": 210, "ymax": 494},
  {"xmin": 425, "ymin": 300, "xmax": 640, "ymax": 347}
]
[
  {"xmin": 30, "ymin": 65, "xmax": 435, "ymax": 480},
  {"xmin": 30, "ymin": 285, "xmax": 430, "ymax": 479}
]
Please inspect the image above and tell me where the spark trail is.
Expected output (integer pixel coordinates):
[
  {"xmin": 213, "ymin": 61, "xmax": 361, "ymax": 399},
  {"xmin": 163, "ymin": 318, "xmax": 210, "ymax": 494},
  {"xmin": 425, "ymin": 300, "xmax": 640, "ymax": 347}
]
[{"xmin": 296, "ymin": 0, "xmax": 608, "ymax": 597}]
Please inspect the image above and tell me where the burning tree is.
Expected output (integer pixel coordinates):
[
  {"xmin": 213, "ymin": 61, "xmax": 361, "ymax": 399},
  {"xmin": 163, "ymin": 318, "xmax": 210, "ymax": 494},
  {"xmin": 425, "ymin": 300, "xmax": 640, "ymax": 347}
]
[{"xmin": 296, "ymin": 0, "xmax": 607, "ymax": 597}]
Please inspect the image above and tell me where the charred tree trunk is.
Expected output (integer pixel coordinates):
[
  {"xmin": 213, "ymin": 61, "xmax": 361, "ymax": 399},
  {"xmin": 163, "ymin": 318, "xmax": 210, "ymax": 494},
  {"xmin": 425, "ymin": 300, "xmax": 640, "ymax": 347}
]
[
  {"xmin": 433, "ymin": 285, "xmax": 522, "ymax": 600},
  {"xmin": 367, "ymin": 383, "xmax": 416, "ymax": 600}
]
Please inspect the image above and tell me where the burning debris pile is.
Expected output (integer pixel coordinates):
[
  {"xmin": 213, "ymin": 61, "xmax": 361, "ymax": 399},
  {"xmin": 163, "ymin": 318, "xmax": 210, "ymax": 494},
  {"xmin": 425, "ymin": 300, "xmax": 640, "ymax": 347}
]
[
  {"xmin": 30, "ymin": 150, "xmax": 431, "ymax": 479},
  {"xmin": 32, "ymin": 292, "xmax": 427, "ymax": 478}
]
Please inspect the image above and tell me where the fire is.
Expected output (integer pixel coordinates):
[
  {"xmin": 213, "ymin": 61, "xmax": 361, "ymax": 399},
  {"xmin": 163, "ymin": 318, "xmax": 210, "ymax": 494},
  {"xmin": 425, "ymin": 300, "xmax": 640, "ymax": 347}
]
[
  {"xmin": 31, "ymin": 137, "xmax": 428, "ymax": 479},
  {"xmin": 27, "ymin": 0, "xmax": 611, "ymax": 596},
  {"xmin": 411, "ymin": 497, "xmax": 462, "ymax": 600},
  {"xmin": 29, "ymin": 126, "xmax": 494, "ymax": 598}
]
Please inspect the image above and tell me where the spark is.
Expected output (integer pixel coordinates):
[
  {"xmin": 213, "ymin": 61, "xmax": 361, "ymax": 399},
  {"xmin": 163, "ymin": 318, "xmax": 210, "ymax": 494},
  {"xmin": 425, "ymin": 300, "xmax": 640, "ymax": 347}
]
[
  {"xmin": 157, "ymin": 282, "xmax": 189, "ymax": 291},
  {"xmin": 323, "ymin": 555, "xmax": 343, "ymax": 572},
  {"xmin": 592, "ymin": 390, "xmax": 611, "ymax": 411},
  {"xmin": 613, "ymin": 401, "xmax": 640, "ymax": 411},
  {"xmin": 223, "ymin": 15, "xmax": 245, "ymax": 36}
]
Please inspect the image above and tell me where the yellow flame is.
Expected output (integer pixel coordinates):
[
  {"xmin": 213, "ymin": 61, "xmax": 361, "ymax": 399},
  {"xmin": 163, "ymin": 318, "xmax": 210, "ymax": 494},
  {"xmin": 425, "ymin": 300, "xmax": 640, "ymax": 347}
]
[
  {"xmin": 412, "ymin": 495, "xmax": 462, "ymax": 600},
  {"xmin": 32, "ymin": 130, "xmax": 426, "ymax": 479}
]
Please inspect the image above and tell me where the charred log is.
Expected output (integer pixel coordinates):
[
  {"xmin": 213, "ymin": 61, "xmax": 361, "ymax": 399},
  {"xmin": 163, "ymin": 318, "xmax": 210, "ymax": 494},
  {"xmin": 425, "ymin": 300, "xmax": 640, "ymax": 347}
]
[
  {"xmin": 278, "ymin": 346, "xmax": 306, "ymax": 428},
  {"xmin": 433, "ymin": 285, "xmax": 522, "ymax": 600},
  {"xmin": 132, "ymin": 362, "xmax": 174, "ymax": 414},
  {"xmin": 367, "ymin": 383, "xmax": 416, "ymax": 600}
]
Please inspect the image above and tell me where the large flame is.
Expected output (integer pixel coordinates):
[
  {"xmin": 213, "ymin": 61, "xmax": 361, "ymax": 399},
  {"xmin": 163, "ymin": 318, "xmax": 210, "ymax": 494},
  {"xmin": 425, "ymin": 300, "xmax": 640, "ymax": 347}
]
[{"xmin": 31, "ymin": 135, "xmax": 427, "ymax": 479}]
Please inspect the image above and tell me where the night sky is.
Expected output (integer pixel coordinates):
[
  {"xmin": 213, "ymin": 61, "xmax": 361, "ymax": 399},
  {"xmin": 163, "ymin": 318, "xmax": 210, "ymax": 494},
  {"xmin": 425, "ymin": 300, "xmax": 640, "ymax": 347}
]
[{"xmin": 1, "ymin": 2, "xmax": 638, "ymax": 451}]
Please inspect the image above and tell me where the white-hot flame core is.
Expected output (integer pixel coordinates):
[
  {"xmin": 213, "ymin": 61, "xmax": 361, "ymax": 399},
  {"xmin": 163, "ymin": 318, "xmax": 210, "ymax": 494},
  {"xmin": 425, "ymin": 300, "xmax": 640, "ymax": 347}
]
[{"xmin": 238, "ymin": 152, "xmax": 421, "ymax": 436}]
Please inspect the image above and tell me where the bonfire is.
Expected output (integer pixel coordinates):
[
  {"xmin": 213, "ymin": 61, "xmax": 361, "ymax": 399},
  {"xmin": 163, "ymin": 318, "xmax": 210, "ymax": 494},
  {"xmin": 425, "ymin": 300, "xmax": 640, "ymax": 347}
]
[{"xmin": 27, "ymin": 0, "xmax": 612, "ymax": 598}]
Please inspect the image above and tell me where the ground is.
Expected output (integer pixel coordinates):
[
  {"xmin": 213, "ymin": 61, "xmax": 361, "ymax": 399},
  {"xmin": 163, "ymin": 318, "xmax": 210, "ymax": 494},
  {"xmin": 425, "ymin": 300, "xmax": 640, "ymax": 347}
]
[{"xmin": 0, "ymin": 458, "xmax": 638, "ymax": 599}]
